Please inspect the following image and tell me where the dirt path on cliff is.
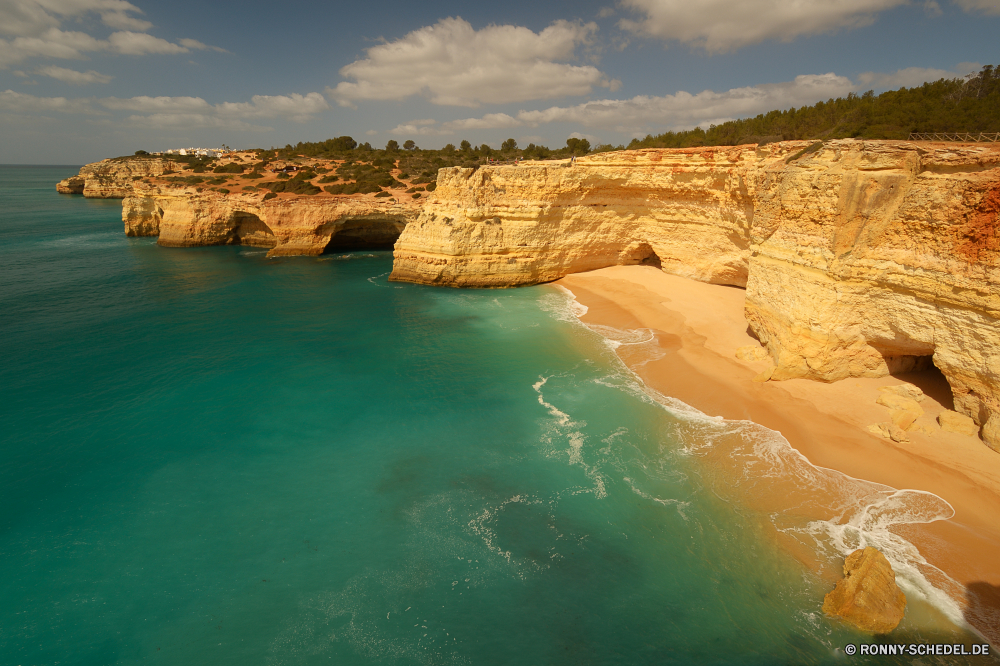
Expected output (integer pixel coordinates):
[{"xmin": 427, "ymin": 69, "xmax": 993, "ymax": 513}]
[{"xmin": 556, "ymin": 265, "xmax": 1000, "ymax": 645}]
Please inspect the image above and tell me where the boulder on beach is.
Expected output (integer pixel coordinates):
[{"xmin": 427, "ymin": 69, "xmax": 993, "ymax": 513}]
[{"xmin": 822, "ymin": 547, "xmax": 906, "ymax": 633}]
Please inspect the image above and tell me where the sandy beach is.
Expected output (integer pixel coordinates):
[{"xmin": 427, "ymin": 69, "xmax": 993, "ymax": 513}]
[{"xmin": 556, "ymin": 265, "xmax": 1000, "ymax": 644}]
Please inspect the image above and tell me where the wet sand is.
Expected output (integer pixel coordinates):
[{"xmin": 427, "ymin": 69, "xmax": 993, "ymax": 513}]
[{"xmin": 555, "ymin": 265, "xmax": 1000, "ymax": 644}]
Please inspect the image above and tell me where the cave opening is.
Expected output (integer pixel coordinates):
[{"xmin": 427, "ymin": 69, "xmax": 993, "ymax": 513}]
[
  {"xmin": 228, "ymin": 212, "xmax": 276, "ymax": 248},
  {"xmin": 623, "ymin": 242, "xmax": 662, "ymax": 269},
  {"xmin": 885, "ymin": 353, "xmax": 955, "ymax": 411},
  {"xmin": 323, "ymin": 219, "xmax": 403, "ymax": 253}
]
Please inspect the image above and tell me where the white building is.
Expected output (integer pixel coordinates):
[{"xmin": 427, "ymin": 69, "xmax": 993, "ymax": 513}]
[{"xmin": 164, "ymin": 147, "xmax": 224, "ymax": 157}]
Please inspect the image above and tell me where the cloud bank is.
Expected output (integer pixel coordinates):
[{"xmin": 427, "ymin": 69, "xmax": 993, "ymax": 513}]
[
  {"xmin": 0, "ymin": 90, "xmax": 329, "ymax": 127},
  {"xmin": 329, "ymin": 17, "xmax": 619, "ymax": 108},
  {"xmin": 617, "ymin": 0, "xmax": 908, "ymax": 52},
  {"xmin": 0, "ymin": 0, "xmax": 222, "ymax": 67}
]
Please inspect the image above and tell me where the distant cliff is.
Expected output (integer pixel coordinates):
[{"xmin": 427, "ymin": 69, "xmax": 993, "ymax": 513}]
[
  {"xmin": 57, "ymin": 157, "xmax": 175, "ymax": 198},
  {"xmin": 388, "ymin": 140, "xmax": 1000, "ymax": 451},
  {"xmin": 123, "ymin": 187, "xmax": 420, "ymax": 257}
]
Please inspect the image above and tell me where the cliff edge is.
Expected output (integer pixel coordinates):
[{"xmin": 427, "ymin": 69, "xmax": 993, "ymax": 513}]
[
  {"xmin": 389, "ymin": 140, "xmax": 1000, "ymax": 451},
  {"xmin": 123, "ymin": 186, "xmax": 420, "ymax": 257},
  {"xmin": 57, "ymin": 156, "xmax": 175, "ymax": 198}
]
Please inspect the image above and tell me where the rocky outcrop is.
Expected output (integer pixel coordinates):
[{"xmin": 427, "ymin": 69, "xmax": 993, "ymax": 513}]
[
  {"xmin": 390, "ymin": 145, "xmax": 799, "ymax": 287},
  {"xmin": 823, "ymin": 547, "xmax": 906, "ymax": 633},
  {"xmin": 123, "ymin": 187, "xmax": 420, "ymax": 257},
  {"xmin": 58, "ymin": 157, "xmax": 175, "ymax": 198},
  {"xmin": 389, "ymin": 140, "xmax": 1000, "ymax": 451},
  {"xmin": 55, "ymin": 176, "xmax": 85, "ymax": 194}
]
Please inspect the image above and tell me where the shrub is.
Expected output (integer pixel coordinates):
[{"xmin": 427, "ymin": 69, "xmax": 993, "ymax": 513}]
[
  {"xmin": 374, "ymin": 190, "xmax": 391, "ymax": 198},
  {"xmin": 243, "ymin": 171, "xmax": 263, "ymax": 179},
  {"xmin": 277, "ymin": 172, "xmax": 290, "ymax": 179},
  {"xmin": 263, "ymin": 179, "xmax": 321, "ymax": 195},
  {"xmin": 425, "ymin": 182, "xmax": 436, "ymax": 192},
  {"xmin": 323, "ymin": 181, "xmax": 382, "ymax": 195},
  {"xmin": 217, "ymin": 188, "xmax": 230, "ymax": 194},
  {"xmin": 318, "ymin": 175, "xmax": 339, "ymax": 183},
  {"xmin": 262, "ymin": 192, "xmax": 277, "ymax": 201},
  {"xmin": 213, "ymin": 163, "xmax": 244, "ymax": 173},
  {"xmin": 134, "ymin": 150, "xmax": 149, "ymax": 156},
  {"xmin": 411, "ymin": 192, "xmax": 421, "ymax": 199}
]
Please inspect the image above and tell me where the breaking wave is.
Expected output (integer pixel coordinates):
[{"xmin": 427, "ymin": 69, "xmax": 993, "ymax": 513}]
[{"xmin": 551, "ymin": 284, "xmax": 969, "ymax": 628}]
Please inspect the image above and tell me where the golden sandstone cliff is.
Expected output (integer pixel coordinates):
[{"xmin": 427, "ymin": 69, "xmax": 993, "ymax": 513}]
[
  {"xmin": 122, "ymin": 188, "xmax": 420, "ymax": 256},
  {"xmin": 388, "ymin": 140, "xmax": 1000, "ymax": 451},
  {"xmin": 57, "ymin": 157, "xmax": 175, "ymax": 198}
]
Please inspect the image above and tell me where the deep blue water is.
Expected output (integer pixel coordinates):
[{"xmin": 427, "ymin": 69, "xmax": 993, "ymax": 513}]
[{"xmin": 0, "ymin": 167, "xmax": 980, "ymax": 665}]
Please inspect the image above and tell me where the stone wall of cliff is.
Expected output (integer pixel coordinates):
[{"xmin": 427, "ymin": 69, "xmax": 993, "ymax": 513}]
[
  {"xmin": 123, "ymin": 188, "xmax": 421, "ymax": 257},
  {"xmin": 58, "ymin": 157, "xmax": 174, "ymax": 198},
  {"xmin": 388, "ymin": 140, "xmax": 1000, "ymax": 451},
  {"xmin": 390, "ymin": 145, "xmax": 802, "ymax": 287}
]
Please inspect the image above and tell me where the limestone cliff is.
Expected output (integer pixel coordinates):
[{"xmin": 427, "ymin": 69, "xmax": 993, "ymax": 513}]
[
  {"xmin": 390, "ymin": 145, "xmax": 799, "ymax": 287},
  {"xmin": 389, "ymin": 140, "xmax": 1000, "ymax": 451},
  {"xmin": 58, "ymin": 157, "xmax": 175, "ymax": 198},
  {"xmin": 123, "ymin": 187, "xmax": 420, "ymax": 257}
]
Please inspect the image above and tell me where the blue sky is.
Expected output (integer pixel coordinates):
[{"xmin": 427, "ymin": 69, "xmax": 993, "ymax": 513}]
[{"xmin": 1, "ymin": 0, "xmax": 996, "ymax": 163}]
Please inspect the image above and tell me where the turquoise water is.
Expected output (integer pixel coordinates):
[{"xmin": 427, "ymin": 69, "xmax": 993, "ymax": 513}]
[{"xmin": 0, "ymin": 167, "xmax": 982, "ymax": 665}]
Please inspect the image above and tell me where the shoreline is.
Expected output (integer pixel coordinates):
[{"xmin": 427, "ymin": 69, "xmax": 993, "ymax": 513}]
[{"xmin": 555, "ymin": 265, "xmax": 1000, "ymax": 645}]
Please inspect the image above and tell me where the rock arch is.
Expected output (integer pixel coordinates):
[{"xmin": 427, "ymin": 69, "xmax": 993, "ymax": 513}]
[
  {"xmin": 323, "ymin": 218, "xmax": 405, "ymax": 252},
  {"xmin": 227, "ymin": 211, "xmax": 276, "ymax": 248}
]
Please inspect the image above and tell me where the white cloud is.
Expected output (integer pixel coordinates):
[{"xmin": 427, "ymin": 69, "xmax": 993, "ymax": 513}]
[
  {"xmin": 215, "ymin": 93, "xmax": 330, "ymax": 123},
  {"xmin": 857, "ymin": 63, "xmax": 981, "ymax": 89},
  {"xmin": 2, "ymin": 0, "xmax": 152, "ymax": 35},
  {"xmin": 444, "ymin": 113, "xmax": 521, "ymax": 131},
  {"xmin": 1, "ymin": 89, "xmax": 327, "ymax": 127},
  {"xmin": 393, "ymin": 73, "xmax": 853, "ymax": 136},
  {"xmin": 36, "ymin": 64, "xmax": 111, "ymax": 83},
  {"xmin": 0, "ymin": 88, "xmax": 94, "ymax": 112},
  {"xmin": 954, "ymin": 0, "xmax": 1000, "ymax": 14},
  {"xmin": 328, "ymin": 17, "xmax": 615, "ymax": 108},
  {"xmin": 388, "ymin": 122, "xmax": 451, "ymax": 137},
  {"xmin": 105, "ymin": 30, "xmax": 186, "ymax": 55},
  {"xmin": 618, "ymin": 0, "xmax": 907, "ymax": 53},
  {"xmin": 464, "ymin": 73, "xmax": 854, "ymax": 132},
  {"xmin": 0, "ymin": 1, "xmax": 220, "ymax": 67}
]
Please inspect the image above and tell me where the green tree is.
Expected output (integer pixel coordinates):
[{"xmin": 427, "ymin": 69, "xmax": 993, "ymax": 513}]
[
  {"xmin": 566, "ymin": 137, "xmax": 591, "ymax": 154},
  {"xmin": 403, "ymin": 139, "xmax": 417, "ymax": 150},
  {"xmin": 443, "ymin": 143, "xmax": 456, "ymax": 152},
  {"xmin": 386, "ymin": 140, "xmax": 399, "ymax": 152},
  {"xmin": 501, "ymin": 138, "xmax": 518, "ymax": 152},
  {"xmin": 459, "ymin": 139, "xmax": 472, "ymax": 152}
]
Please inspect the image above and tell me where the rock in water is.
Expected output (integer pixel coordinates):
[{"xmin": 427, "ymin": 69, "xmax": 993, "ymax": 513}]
[{"xmin": 822, "ymin": 547, "xmax": 906, "ymax": 633}]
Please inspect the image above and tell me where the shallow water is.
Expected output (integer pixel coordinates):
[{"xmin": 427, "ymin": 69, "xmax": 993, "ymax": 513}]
[{"xmin": 0, "ymin": 166, "xmax": 986, "ymax": 665}]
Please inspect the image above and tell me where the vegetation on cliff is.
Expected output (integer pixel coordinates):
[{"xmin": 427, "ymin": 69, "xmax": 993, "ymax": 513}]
[{"xmin": 629, "ymin": 65, "xmax": 999, "ymax": 149}]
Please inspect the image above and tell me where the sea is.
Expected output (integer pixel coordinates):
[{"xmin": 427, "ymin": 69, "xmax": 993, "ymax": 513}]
[{"xmin": 0, "ymin": 166, "xmax": 989, "ymax": 665}]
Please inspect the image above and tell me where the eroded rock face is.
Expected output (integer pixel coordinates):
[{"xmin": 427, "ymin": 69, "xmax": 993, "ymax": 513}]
[
  {"xmin": 390, "ymin": 145, "xmax": 805, "ymax": 287},
  {"xmin": 389, "ymin": 140, "xmax": 1000, "ymax": 451},
  {"xmin": 122, "ymin": 187, "xmax": 420, "ymax": 257},
  {"xmin": 823, "ymin": 547, "xmax": 906, "ymax": 634},
  {"xmin": 744, "ymin": 141, "xmax": 1000, "ymax": 451},
  {"xmin": 57, "ymin": 157, "xmax": 175, "ymax": 198}
]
